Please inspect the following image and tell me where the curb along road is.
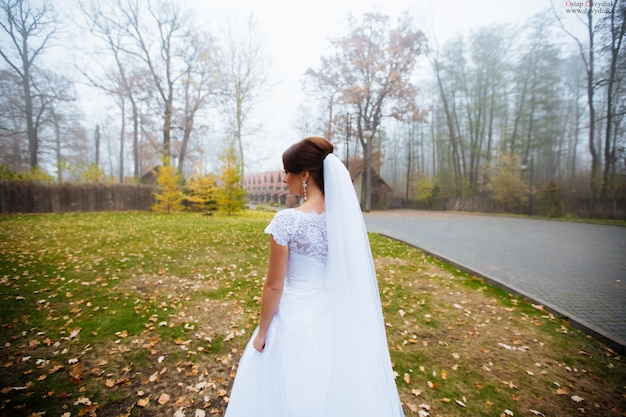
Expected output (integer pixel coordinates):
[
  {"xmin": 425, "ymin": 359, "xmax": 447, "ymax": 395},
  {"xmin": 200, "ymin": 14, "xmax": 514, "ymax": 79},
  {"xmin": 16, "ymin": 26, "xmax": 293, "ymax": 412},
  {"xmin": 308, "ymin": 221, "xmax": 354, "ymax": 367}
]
[{"xmin": 363, "ymin": 210, "xmax": 626, "ymax": 354}]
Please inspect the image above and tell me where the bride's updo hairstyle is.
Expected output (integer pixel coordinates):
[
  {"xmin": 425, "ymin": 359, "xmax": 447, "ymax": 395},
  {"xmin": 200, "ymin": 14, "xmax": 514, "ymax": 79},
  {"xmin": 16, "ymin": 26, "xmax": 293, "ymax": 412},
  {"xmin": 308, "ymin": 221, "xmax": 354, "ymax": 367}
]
[{"xmin": 283, "ymin": 136, "xmax": 334, "ymax": 195}]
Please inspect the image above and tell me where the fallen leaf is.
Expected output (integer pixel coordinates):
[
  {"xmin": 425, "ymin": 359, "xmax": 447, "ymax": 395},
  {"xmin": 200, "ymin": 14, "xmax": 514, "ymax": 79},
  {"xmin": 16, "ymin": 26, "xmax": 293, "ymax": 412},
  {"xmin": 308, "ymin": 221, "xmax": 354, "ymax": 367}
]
[
  {"xmin": 69, "ymin": 363, "xmax": 84, "ymax": 384},
  {"xmin": 158, "ymin": 393, "xmax": 170, "ymax": 405},
  {"xmin": 137, "ymin": 396, "xmax": 150, "ymax": 407},
  {"xmin": 571, "ymin": 395, "xmax": 584, "ymax": 403},
  {"xmin": 74, "ymin": 397, "xmax": 91, "ymax": 405},
  {"xmin": 403, "ymin": 373, "xmax": 411, "ymax": 384}
]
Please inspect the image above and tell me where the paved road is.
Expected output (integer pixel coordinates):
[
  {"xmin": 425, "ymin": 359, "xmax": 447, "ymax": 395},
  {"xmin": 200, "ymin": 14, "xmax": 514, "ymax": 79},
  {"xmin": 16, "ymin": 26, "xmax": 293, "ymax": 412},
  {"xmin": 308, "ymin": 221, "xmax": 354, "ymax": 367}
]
[{"xmin": 363, "ymin": 210, "xmax": 626, "ymax": 353}]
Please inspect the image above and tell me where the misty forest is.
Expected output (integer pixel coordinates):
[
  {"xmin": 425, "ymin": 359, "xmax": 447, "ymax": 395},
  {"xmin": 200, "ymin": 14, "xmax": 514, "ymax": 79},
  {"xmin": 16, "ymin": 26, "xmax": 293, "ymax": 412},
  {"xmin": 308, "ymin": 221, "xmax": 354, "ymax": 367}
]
[{"xmin": 1, "ymin": 0, "xmax": 625, "ymax": 218}]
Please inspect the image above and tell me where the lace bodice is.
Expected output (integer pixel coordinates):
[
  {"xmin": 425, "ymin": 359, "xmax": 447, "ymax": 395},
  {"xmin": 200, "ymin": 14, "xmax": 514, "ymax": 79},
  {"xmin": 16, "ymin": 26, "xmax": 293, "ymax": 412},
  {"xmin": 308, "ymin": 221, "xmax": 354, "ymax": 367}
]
[{"xmin": 265, "ymin": 209, "xmax": 328, "ymax": 264}]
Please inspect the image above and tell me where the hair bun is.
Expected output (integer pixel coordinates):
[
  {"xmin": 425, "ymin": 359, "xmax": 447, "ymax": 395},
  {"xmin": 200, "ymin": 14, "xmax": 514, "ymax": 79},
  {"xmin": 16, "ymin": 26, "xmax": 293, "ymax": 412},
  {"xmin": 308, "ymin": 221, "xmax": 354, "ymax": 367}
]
[{"xmin": 305, "ymin": 136, "xmax": 334, "ymax": 157}]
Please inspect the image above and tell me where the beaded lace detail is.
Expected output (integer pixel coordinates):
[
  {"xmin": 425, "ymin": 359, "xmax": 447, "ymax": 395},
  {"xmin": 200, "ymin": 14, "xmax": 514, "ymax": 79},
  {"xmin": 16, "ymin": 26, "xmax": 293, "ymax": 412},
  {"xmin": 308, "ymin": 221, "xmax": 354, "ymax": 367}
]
[{"xmin": 265, "ymin": 209, "xmax": 328, "ymax": 264}]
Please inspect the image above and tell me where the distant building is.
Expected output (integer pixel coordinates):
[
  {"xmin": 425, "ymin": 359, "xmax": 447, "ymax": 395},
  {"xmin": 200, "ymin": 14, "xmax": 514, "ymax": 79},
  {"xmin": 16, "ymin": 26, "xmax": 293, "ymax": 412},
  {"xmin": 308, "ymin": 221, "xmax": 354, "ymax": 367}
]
[
  {"xmin": 245, "ymin": 161, "xmax": 394, "ymax": 210},
  {"xmin": 244, "ymin": 170, "xmax": 296, "ymax": 207}
]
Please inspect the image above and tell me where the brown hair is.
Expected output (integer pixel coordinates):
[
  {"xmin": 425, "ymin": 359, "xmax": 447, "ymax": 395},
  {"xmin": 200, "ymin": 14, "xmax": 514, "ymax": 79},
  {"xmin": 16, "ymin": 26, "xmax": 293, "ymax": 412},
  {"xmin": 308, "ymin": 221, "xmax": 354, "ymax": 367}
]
[{"xmin": 282, "ymin": 136, "xmax": 334, "ymax": 194}]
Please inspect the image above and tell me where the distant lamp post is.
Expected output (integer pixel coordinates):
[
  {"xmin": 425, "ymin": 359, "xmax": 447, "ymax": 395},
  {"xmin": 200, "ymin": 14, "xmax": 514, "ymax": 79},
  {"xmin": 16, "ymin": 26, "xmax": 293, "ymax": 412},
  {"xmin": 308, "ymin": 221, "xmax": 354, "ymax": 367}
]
[{"xmin": 362, "ymin": 121, "xmax": 374, "ymax": 212}]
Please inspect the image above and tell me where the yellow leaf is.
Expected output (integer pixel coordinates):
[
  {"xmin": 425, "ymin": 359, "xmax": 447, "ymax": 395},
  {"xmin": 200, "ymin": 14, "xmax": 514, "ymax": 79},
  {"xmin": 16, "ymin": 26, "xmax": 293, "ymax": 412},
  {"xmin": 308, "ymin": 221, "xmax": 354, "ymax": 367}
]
[
  {"xmin": 556, "ymin": 387, "xmax": 568, "ymax": 395},
  {"xmin": 105, "ymin": 379, "xmax": 115, "ymax": 388},
  {"xmin": 441, "ymin": 370, "xmax": 447, "ymax": 380},
  {"xmin": 137, "ymin": 396, "xmax": 150, "ymax": 407},
  {"xmin": 49, "ymin": 364, "xmax": 63, "ymax": 374}
]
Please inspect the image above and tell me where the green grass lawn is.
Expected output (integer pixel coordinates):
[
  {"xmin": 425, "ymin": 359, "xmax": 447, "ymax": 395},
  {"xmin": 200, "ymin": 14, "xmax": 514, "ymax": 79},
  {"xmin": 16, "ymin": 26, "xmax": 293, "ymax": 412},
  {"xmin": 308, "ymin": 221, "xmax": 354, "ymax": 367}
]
[{"xmin": 0, "ymin": 211, "xmax": 623, "ymax": 417}]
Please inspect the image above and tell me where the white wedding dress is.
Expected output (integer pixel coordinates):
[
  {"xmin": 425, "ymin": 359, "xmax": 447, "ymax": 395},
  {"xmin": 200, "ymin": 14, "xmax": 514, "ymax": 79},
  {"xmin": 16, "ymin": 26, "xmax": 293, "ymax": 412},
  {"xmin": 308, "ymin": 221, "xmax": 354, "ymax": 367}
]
[
  {"xmin": 225, "ymin": 209, "xmax": 334, "ymax": 416},
  {"xmin": 225, "ymin": 154, "xmax": 404, "ymax": 417}
]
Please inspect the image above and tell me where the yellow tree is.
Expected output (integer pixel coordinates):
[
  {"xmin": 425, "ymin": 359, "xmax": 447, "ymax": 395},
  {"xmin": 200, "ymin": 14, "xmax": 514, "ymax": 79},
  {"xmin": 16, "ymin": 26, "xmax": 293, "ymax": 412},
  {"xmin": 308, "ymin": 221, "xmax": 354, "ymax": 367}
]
[
  {"xmin": 186, "ymin": 171, "xmax": 218, "ymax": 213},
  {"xmin": 217, "ymin": 145, "xmax": 245, "ymax": 215},
  {"xmin": 152, "ymin": 158, "xmax": 184, "ymax": 213},
  {"xmin": 486, "ymin": 153, "xmax": 528, "ymax": 213}
]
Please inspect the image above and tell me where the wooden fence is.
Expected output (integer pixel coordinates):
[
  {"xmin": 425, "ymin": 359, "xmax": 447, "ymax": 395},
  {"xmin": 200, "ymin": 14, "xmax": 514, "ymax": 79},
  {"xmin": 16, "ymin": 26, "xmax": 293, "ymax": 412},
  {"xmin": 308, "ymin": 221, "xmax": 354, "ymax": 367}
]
[
  {"xmin": 0, "ymin": 182, "xmax": 155, "ymax": 213},
  {"xmin": 1, "ymin": 181, "xmax": 624, "ymax": 220}
]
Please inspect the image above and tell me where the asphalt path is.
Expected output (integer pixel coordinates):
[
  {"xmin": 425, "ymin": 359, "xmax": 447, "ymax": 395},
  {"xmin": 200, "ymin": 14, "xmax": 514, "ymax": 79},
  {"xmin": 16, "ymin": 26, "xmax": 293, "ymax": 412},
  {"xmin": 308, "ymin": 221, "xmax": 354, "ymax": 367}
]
[{"xmin": 363, "ymin": 210, "xmax": 626, "ymax": 353}]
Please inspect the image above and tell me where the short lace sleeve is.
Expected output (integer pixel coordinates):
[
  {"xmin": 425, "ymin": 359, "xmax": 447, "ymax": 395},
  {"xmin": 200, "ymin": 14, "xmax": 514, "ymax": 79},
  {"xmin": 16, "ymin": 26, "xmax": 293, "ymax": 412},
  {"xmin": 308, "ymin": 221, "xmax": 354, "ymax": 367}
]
[{"xmin": 264, "ymin": 210, "xmax": 295, "ymax": 246}]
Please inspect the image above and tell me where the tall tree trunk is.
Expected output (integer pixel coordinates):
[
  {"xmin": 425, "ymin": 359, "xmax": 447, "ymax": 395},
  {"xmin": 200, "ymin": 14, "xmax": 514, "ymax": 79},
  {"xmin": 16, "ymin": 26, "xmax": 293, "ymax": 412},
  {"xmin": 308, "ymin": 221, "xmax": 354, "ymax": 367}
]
[
  {"xmin": 131, "ymin": 97, "xmax": 139, "ymax": 179},
  {"xmin": 54, "ymin": 112, "xmax": 62, "ymax": 182},
  {"xmin": 119, "ymin": 98, "xmax": 125, "ymax": 184},
  {"xmin": 405, "ymin": 122, "xmax": 413, "ymax": 201},
  {"xmin": 601, "ymin": 1, "xmax": 626, "ymax": 197},
  {"xmin": 433, "ymin": 59, "xmax": 465, "ymax": 199},
  {"xmin": 95, "ymin": 125, "xmax": 100, "ymax": 168},
  {"xmin": 586, "ymin": 5, "xmax": 600, "ymax": 198}
]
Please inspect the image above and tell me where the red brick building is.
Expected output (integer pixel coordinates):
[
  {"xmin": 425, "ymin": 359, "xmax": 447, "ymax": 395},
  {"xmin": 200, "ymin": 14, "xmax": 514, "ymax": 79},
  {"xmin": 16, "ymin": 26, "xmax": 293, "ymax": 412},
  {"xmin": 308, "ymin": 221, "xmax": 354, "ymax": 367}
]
[{"xmin": 244, "ymin": 171, "xmax": 297, "ymax": 207}]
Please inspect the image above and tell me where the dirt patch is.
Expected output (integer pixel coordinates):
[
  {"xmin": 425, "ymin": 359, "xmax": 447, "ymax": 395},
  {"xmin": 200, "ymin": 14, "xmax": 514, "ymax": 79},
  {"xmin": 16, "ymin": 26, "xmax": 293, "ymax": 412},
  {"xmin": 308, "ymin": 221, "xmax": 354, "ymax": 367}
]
[{"xmin": 73, "ymin": 274, "xmax": 255, "ymax": 417}]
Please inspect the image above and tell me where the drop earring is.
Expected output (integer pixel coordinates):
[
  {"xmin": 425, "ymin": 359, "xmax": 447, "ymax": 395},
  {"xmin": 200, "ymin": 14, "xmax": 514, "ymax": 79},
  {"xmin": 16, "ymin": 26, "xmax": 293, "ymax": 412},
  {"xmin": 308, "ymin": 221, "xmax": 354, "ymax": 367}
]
[{"xmin": 302, "ymin": 181, "xmax": 308, "ymax": 201}]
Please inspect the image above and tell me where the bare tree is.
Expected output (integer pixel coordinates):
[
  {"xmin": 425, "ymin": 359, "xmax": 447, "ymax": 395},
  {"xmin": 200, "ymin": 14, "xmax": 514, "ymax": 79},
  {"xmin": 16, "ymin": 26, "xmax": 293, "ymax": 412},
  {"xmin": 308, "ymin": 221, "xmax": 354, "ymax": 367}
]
[
  {"xmin": 216, "ymin": 14, "xmax": 271, "ymax": 186},
  {"xmin": 429, "ymin": 36, "xmax": 467, "ymax": 199},
  {"xmin": 553, "ymin": 0, "xmax": 601, "ymax": 197},
  {"xmin": 119, "ymin": 0, "xmax": 189, "ymax": 165},
  {"xmin": 599, "ymin": 2, "xmax": 626, "ymax": 196},
  {"xmin": 77, "ymin": 0, "xmax": 144, "ymax": 181},
  {"xmin": 0, "ymin": 69, "xmax": 27, "ymax": 169},
  {"xmin": 175, "ymin": 31, "xmax": 219, "ymax": 175},
  {"xmin": 307, "ymin": 12, "xmax": 426, "ymax": 210},
  {"xmin": 0, "ymin": 0, "xmax": 56, "ymax": 169}
]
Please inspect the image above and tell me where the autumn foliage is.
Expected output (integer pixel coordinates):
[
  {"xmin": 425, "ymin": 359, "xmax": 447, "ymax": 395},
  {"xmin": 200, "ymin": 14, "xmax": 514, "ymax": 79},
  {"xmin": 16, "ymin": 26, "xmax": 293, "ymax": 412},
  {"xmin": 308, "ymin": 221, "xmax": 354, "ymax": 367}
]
[
  {"xmin": 0, "ymin": 212, "xmax": 623, "ymax": 416},
  {"xmin": 152, "ymin": 159, "xmax": 184, "ymax": 213}
]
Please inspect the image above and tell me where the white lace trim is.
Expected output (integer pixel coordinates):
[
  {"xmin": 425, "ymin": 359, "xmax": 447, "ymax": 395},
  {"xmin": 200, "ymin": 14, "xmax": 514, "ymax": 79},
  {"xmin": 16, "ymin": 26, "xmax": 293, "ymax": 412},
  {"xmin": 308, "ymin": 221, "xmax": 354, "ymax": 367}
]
[{"xmin": 265, "ymin": 209, "xmax": 328, "ymax": 264}]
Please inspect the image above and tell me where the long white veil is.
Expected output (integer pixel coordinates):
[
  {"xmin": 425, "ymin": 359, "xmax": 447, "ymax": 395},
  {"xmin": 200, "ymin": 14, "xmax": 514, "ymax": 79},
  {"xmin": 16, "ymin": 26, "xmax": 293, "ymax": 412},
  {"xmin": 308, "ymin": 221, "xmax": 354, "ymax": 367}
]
[{"xmin": 323, "ymin": 153, "xmax": 404, "ymax": 416}]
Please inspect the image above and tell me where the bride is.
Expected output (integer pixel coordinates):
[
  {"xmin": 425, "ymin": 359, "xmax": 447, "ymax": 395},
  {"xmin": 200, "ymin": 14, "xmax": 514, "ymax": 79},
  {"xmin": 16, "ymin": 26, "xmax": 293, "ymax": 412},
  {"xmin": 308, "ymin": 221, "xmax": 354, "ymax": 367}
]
[{"xmin": 224, "ymin": 136, "xmax": 404, "ymax": 417}]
